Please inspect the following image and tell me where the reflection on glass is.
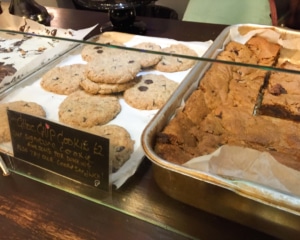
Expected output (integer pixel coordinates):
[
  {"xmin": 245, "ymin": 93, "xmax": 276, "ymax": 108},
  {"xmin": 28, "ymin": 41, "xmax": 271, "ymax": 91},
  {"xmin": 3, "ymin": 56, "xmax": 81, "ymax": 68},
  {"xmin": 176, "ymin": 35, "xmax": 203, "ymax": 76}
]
[{"xmin": 73, "ymin": 0, "xmax": 153, "ymax": 34}]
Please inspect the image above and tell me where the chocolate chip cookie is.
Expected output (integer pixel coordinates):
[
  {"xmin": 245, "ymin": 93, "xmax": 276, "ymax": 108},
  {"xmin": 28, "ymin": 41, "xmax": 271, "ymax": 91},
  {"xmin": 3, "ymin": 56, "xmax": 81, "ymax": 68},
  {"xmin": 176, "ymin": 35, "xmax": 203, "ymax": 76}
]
[
  {"xmin": 81, "ymin": 39, "xmax": 124, "ymax": 62},
  {"xmin": 132, "ymin": 42, "xmax": 162, "ymax": 68},
  {"xmin": 83, "ymin": 124, "xmax": 135, "ymax": 171},
  {"xmin": 155, "ymin": 44, "xmax": 198, "ymax": 72},
  {"xmin": 58, "ymin": 90, "xmax": 121, "ymax": 128},
  {"xmin": 123, "ymin": 74, "xmax": 179, "ymax": 110},
  {"xmin": 0, "ymin": 101, "xmax": 46, "ymax": 143},
  {"xmin": 40, "ymin": 64, "xmax": 85, "ymax": 95},
  {"xmin": 85, "ymin": 55, "xmax": 141, "ymax": 84}
]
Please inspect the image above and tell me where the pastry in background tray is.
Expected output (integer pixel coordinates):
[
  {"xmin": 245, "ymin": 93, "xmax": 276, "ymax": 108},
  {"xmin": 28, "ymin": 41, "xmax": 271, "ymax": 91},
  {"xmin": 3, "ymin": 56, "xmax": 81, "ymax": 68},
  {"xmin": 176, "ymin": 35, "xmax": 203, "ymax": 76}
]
[
  {"xmin": 200, "ymin": 36, "xmax": 280, "ymax": 111},
  {"xmin": 246, "ymin": 36, "xmax": 281, "ymax": 66},
  {"xmin": 81, "ymin": 35, "xmax": 162, "ymax": 68},
  {"xmin": 0, "ymin": 63, "xmax": 17, "ymax": 84},
  {"xmin": 40, "ymin": 64, "xmax": 85, "ymax": 95},
  {"xmin": 155, "ymin": 44, "xmax": 198, "ymax": 72},
  {"xmin": 0, "ymin": 101, "xmax": 46, "ymax": 143},
  {"xmin": 0, "ymin": 29, "xmax": 76, "ymax": 93},
  {"xmin": 123, "ymin": 74, "xmax": 179, "ymax": 110},
  {"xmin": 58, "ymin": 90, "xmax": 121, "ymax": 128},
  {"xmin": 83, "ymin": 124, "xmax": 135, "ymax": 172},
  {"xmin": 81, "ymin": 39, "xmax": 124, "ymax": 62}
]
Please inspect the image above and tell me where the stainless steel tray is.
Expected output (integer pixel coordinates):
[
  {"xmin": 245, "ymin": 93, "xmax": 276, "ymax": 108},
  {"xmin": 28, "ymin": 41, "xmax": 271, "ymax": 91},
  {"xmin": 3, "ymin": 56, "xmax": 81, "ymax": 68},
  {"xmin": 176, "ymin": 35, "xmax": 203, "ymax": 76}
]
[{"xmin": 142, "ymin": 24, "xmax": 300, "ymax": 238}]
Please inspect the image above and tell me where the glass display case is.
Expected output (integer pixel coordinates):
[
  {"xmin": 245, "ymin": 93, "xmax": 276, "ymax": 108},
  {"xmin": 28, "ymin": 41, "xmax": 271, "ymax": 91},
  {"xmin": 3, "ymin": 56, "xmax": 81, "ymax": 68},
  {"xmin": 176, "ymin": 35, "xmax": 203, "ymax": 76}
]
[{"xmin": 1, "ymin": 12, "xmax": 300, "ymax": 237}]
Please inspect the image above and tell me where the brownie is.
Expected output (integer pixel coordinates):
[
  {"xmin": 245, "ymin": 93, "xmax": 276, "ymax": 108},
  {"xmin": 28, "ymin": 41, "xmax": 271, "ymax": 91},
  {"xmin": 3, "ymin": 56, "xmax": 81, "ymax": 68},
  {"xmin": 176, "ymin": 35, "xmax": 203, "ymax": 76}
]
[
  {"xmin": 154, "ymin": 36, "xmax": 300, "ymax": 169},
  {"xmin": 259, "ymin": 62, "xmax": 300, "ymax": 120}
]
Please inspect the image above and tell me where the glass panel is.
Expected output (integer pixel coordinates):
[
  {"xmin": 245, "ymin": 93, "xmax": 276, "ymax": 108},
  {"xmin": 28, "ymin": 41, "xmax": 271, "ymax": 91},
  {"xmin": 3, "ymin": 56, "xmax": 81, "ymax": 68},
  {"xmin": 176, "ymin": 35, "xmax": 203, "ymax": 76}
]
[{"xmin": 1, "ymin": 24, "xmax": 300, "ymax": 236}]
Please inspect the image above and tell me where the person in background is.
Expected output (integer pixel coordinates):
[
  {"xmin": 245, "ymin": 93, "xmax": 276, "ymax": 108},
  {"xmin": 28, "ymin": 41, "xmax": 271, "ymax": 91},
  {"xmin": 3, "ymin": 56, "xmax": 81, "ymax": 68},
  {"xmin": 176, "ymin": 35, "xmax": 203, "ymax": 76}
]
[
  {"xmin": 270, "ymin": 0, "xmax": 300, "ymax": 28},
  {"xmin": 286, "ymin": 0, "xmax": 300, "ymax": 28}
]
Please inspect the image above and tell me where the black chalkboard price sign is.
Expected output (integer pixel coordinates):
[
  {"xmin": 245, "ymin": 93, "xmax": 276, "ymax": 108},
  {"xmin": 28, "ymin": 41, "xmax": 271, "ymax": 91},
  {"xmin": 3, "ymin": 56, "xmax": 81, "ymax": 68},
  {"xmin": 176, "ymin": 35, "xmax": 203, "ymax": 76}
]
[{"xmin": 7, "ymin": 109, "xmax": 110, "ymax": 191}]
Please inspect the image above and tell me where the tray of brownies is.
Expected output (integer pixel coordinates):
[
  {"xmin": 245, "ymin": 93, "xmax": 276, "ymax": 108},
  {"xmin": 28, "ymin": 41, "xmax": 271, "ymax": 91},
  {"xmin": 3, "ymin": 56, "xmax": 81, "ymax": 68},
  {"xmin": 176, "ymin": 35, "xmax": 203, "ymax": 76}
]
[{"xmin": 142, "ymin": 24, "xmax": 300, "ymax": 236}]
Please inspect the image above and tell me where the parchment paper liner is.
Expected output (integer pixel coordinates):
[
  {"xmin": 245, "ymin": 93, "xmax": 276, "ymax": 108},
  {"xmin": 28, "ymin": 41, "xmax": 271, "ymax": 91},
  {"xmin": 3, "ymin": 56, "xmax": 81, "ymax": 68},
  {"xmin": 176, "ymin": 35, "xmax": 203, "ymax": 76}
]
[{"xmin": 184, "ymin": 145, "xmax": 300, "ymax": 196}]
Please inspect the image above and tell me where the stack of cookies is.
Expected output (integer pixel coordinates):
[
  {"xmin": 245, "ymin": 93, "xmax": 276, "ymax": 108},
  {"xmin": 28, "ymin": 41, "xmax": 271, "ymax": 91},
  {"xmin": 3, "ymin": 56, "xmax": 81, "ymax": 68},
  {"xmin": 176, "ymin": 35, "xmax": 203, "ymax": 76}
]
[
  {"xmin": 80, "ymin": 39, "xmax": 164, "ymax": 95},
  {"xmin": 78, "ymin": 37, "xmax": 198, "ymax": 110}
]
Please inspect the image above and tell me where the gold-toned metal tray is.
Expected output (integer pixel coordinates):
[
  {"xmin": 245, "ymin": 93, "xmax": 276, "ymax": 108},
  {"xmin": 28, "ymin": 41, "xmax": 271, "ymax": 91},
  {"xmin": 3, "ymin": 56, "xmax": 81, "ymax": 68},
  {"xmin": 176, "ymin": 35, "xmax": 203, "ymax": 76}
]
[{"xmin": 142, "ymin": 24, "xmax": 300, "ymax": 238}]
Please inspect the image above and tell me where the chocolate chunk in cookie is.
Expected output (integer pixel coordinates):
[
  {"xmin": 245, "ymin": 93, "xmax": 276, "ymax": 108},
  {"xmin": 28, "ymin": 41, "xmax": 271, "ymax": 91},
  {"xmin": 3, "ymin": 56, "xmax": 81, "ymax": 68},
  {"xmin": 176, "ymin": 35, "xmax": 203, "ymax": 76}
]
[
  {"xmin": 155, "ymin": 44, "xmax": 198, "ymax": 72},
  {"xmin": 123, "ymin": 74, "xmax": 178, "ymax": 110}
]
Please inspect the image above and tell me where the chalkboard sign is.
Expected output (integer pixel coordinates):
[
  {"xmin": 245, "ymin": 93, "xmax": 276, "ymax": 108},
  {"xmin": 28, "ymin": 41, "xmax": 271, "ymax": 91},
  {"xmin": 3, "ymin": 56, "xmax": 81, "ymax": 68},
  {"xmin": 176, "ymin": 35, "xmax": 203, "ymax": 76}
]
[{"xmin": 7, "ymin": 109, "xmax": 110, "ymax": 191}]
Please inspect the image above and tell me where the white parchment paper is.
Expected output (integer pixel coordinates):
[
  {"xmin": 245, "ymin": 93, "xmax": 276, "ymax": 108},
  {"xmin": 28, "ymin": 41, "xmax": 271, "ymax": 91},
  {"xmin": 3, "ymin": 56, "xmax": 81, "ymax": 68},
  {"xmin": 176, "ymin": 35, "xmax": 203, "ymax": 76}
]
[{"xmin": 184, "ymin": 145, "xmax": 300, "ymax": 196}]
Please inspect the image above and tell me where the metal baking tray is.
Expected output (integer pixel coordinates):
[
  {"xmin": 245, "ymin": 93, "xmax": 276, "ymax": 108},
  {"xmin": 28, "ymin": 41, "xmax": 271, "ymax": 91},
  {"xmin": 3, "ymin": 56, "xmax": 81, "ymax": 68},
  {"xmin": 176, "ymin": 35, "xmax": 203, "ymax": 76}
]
[{"xmin": 142, "ymin": 24, "xmax": 300, "ymax": 238}]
